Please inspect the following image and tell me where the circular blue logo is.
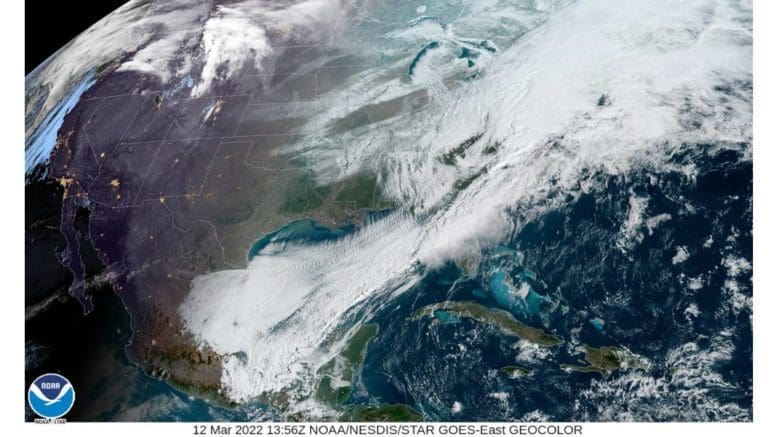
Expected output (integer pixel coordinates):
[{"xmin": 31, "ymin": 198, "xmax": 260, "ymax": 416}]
[{"xmin": 27, "ymin": 373, "xmax": 75, "ymax": 419}]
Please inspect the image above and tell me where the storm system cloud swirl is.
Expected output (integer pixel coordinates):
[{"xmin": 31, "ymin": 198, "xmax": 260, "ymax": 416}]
[{"xmin": 25, "ymin": 0, "xmax": 752, "ymax": 421}]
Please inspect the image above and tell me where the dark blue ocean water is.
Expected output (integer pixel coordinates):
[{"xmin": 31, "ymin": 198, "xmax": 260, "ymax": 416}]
[
  {"xmin": 27, "ymin": 145, "xmax": 751, "ymax": 421},
  {"xmin": 354, "ymin": 145, "xmax": 752, "ymax": 421}
]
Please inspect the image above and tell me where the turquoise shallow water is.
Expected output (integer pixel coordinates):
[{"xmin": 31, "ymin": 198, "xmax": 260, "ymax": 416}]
[
  {"xmin": 433, "ymin": 309, "xmax": 461, "ymax": 325},
  {"xmin": 26, "ymin": 149, "xmax": 753, "ymax": 421},
  {"xmin": 23, "ymin": 0, "xmax": 752, "ymax": 422},
  {"xmin": 247, "ymin": 219, "xmax": 356, "ymax": 262},
  {"xmin": 489, "ymin": 268, "xmax": 552, "ymax": 316},
  {"xmin": 357, "ymin": 150, "xmax": 752, "ymax": 421},
  {"xmin": 246, "ymin": 209, "xmax": 395, "ymax": 261}
]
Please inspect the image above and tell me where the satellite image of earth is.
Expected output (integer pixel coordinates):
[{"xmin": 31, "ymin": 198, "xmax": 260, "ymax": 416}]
[{"xmin": 25, "ymin": 0, "xmax": 752, "ymax": 422}]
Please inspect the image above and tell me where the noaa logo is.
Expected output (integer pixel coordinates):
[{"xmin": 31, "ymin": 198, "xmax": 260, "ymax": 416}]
[{"xmin": 27, "ymin": 373, "xmax": 75, "ymax": 419}]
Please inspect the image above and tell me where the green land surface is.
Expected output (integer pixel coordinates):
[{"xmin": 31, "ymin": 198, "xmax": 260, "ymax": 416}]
[
  {"xmin": 560, "ymin": 345, "xmax": 649, "ymax": 378},
  {"xmin": 412, "ymin": 301, "xmax": 563, "ymax": 347},
  {"xmin": 314, "ymin": 323, "xmax": 423, "ymax": 421},
  {"xmin": 500, "ymin": 365, "xmax": 533, "ymax": 378}
]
